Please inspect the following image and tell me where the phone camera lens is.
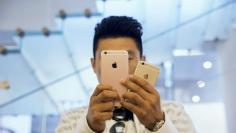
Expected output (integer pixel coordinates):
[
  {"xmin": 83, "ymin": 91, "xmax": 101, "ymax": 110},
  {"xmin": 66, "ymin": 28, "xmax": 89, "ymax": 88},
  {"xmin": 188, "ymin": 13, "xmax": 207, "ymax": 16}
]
[
  {"xmin": 104, "ymin": 51, "xmax": 107, "ymax": 54},
  {"xmin": 141, "ymin": 62, "xmax": 145, "ymax": 65}
]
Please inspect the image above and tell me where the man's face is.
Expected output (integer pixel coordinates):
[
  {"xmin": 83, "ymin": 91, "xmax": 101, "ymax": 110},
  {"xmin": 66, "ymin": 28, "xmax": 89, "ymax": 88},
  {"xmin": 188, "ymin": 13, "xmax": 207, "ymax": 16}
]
[{"xmin": 91, "ymin": 37, "xmax": 145, "ymax": 82}]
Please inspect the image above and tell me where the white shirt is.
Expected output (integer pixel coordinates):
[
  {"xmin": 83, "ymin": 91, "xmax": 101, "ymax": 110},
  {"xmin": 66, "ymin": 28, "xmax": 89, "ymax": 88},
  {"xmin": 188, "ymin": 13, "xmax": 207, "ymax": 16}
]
[{"xmin": 56, "ymin": 101, "xmax": 196, "ymax": 133}]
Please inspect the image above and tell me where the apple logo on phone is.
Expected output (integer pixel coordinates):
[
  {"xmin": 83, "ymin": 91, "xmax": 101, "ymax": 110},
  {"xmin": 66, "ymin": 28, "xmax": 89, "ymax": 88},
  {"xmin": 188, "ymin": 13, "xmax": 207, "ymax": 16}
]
[
  {"xmin": 112, "ymin": 62, "xmax": 117, "ymax": 68},
  {"xmin": 144, "ymin": 74, "xmax": 149, "ymax": 80}
]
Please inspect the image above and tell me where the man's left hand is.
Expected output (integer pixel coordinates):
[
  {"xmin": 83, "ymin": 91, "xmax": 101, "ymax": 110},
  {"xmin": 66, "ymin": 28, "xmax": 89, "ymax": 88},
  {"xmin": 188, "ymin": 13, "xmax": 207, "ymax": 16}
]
[{"xmin": 120, "ymin": 75, "xmax": 165, "ymax": 130}]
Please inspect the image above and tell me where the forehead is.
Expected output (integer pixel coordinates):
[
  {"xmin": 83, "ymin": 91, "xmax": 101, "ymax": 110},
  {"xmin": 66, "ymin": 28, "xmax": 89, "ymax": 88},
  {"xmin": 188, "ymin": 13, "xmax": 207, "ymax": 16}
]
[{"xmin": 96, "ymin": 37, "xmax": 139, "ymax": 53}]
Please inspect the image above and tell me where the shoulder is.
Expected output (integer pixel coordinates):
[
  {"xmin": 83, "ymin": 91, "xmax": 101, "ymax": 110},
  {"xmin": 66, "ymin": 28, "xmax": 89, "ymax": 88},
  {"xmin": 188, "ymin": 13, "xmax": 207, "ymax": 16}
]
[
  {"xmin": 161, "ymin": 101, "xmax": 196, "ymax": 132},
  {"xmin": 161, "ymin": 100, "xmax": 188, "ymax": 121},
  {"xmin": 161, "ymin": 100, "xmax": 185, "ymax": 113},
  {"xmin": 56, "ymin": 106, "xmax": 88, "ymax": 133}
]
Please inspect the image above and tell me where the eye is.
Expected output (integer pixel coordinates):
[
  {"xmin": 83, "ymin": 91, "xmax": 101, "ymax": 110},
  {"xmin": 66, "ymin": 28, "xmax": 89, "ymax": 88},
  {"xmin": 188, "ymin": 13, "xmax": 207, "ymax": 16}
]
[
  {"xmin": 128, "ymin": 56, "xmax": 133, "ymax": 60},
  {"xmin": 128, "ymin": 52, "xmax": 136, "ymax": 60}
]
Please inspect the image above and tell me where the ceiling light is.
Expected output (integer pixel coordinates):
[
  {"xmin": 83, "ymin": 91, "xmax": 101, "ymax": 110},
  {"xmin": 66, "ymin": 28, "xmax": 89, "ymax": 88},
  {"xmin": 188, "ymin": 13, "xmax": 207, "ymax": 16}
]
[
  {"xmin": 173, "ymin": 49, "xmax": 203, "ymax": 56},
  {"xmin": 197, "ymin": 80, "xmax": 206, "ymax": 88},
  {"xmin": 192, "ymin": 95, "xmax": 201, "ymax": 103},
  {"xmin": 203, "ymin": 61, "xmax": 213, "ymax": 69}
]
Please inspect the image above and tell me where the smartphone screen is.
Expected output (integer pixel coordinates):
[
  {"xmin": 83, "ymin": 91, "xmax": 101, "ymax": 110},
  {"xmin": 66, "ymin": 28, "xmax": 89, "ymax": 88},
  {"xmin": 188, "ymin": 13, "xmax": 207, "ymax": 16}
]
[
  {"xmin": 101, "ymin": 50, "xmax": 129, "ymax": 107},
  {"xmin": 134, "ymin": 61, "xmax": 160, "ymax": 86}
]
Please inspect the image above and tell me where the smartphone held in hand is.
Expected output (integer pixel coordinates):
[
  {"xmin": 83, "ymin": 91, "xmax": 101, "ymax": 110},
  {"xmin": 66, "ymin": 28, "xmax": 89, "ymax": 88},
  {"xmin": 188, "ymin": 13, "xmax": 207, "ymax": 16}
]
[
  {"xmin": 134, "ymin": 61, "xmax": 160, "ymax": 86},
  {"xmin": 101, "ymin": 50, "xmax": 129, "ymax": 107}
]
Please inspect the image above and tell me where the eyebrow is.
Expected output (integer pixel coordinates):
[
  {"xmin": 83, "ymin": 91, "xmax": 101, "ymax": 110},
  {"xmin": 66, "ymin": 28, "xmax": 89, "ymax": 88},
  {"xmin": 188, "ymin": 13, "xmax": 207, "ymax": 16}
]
[{"xmin": 127, "ymin": 50, "xmax": 135, "ymax": 56}]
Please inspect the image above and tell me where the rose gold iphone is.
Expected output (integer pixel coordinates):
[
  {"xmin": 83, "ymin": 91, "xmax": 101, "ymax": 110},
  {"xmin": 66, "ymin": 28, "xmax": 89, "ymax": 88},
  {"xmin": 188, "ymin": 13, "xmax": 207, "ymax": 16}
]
[
  {"xmin": 101, "ymin": 50, "xmax": 128, "ymax": 107},
  {"xmin": 134, "ymin": 61, "xmax": 160, "ymax": 86}
]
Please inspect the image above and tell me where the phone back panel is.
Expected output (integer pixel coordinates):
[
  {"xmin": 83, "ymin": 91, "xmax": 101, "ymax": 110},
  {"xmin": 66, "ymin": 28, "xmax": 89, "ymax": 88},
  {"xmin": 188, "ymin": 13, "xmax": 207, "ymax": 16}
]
[
  {"xmin": 101, "ymin": 50, "xmax": 129, "ymax": 98},
  {"xmin": 134, "ymin": 61, "xmax": 160, "ymax": 86}
]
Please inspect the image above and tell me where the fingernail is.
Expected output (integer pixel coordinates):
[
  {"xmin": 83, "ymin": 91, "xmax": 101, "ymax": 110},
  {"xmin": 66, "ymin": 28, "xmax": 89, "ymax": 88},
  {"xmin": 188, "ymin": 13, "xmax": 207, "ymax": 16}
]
[{"xmin": 120, "ymin": 79, "xmax": 125, "ymax": 83}]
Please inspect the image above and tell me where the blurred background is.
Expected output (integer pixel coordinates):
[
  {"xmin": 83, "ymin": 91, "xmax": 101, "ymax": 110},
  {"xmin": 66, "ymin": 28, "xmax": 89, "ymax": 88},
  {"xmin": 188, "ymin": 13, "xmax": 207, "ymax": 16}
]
[{"xmin": 0, "ymin": 0, "xmax": 236, "ymax": 133}]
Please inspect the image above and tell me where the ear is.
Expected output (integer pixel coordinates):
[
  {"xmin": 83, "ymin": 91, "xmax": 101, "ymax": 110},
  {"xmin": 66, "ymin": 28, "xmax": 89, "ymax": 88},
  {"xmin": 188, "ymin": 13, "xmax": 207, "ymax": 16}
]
[
  {"xmin": 141, "ymin": 55, "xmax": 146, "ymax": 61},
  {"xmin": 90, "ymin": 58, "xmax": 96, "ymax": 73}
]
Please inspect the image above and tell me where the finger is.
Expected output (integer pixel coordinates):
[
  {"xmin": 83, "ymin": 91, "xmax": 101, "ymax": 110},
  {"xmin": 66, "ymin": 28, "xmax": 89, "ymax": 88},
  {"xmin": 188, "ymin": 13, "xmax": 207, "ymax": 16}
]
[
  {"xmin": 121, "ymin": 100, "xmax": 143, "ymax": 118},
  {"xmin": 97, "ymin": 112, "xmax": 113, "ymax": 121},
  {"xmin": 95, "ymin": 90, "xmax": 119, "ymax": 103},
  {"xmin": 122, "ymin": 92, "xmax": 146, "ymax": 106},
  {"xmin": 121, "ymin": 79, "xmax": 149, "ymax": 99},
  {"xmin": 95, "ymin": 102, "xmax": 114, "ymax": 112},
  {"xmin": 129, "ymin": 75, "xmax": 156, "ymax": 94},
  {"xmin": 92, "ymin": 84, "xmax": 113, "ymax": 96}
]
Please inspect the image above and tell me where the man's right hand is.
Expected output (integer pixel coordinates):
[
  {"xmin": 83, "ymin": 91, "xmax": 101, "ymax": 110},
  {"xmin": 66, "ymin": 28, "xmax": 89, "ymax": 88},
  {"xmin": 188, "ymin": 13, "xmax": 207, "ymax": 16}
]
[{"xmin": 86, "ymin": 84, "xmax": 119, "ymax": 132}]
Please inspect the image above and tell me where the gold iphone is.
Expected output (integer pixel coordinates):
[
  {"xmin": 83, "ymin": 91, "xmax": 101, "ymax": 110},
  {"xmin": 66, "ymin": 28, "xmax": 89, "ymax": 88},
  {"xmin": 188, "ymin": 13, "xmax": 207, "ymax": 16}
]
[
  {"xmin": 101, "ymin": 50, "xmax": 129, "ymax": 107},
  {"xmin": 134, "ymin": 61, "xmax": 160, "ymax": 86}
]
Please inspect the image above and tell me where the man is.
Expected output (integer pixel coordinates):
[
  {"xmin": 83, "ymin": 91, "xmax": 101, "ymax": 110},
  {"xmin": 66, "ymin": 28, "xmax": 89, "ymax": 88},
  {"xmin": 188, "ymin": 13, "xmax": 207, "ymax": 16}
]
[{"xmin": 56, "ymin": 16, "xmax": 196, "ymax": 133}]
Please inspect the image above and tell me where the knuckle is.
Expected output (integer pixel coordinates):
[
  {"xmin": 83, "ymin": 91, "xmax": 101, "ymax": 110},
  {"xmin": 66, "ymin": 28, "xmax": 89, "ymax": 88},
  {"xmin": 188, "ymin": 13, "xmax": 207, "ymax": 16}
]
[
  {"xmin": 97, "ymin": 84, "xmax": 103, "ymax": 88},
  {"xmin": 124, "ymin": 80, "xmax": 129, "ymax": 85},
  {"xmin": 134, "ymin": 93, "xmax": 139, "ymax": 99},
  {"xmin": 143, "ymin": 81, "xmax": 149, "ymax": 87},
  {"xmin": 101, "ymin": 91, "xmax": 108, "ymax": 97},
  {"xmin": 128, "ymin": 92, "xmax": 135, "ymax": 99},
  {"xmin": 96, "ymin": 86, "xmax": 103, "ymax": 92},
  {"xmin": 141, "ymin": 77, "xmax": 148, "ymax": 84},
  {"xmin": 136, "ymin": 88, "xmax": 142, "ymax": 94}
]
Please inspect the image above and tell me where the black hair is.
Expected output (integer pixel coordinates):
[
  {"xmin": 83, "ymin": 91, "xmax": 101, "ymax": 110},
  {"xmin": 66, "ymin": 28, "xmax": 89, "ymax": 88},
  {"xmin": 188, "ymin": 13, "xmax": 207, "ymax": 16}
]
[{"xmin": 93, "ymin": 16, "xmax": 143, "ymax": 58}]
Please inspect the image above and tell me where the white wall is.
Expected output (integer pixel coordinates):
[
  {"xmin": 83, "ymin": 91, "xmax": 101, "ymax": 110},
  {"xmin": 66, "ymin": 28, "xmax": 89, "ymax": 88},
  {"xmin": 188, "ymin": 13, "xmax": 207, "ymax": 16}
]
[
  {"xmin": 185, "ymin": 103, "xmax": 227, "ymax": 133},
  {"xmin": 218, "ymin": 29, "xmax": 236, "ymax": 133},
  {"xmin": 0, "ymin": 115, "xmax": 32, "ymax": 133}
]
